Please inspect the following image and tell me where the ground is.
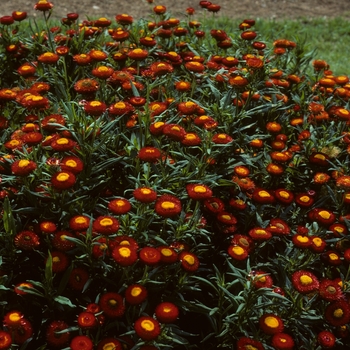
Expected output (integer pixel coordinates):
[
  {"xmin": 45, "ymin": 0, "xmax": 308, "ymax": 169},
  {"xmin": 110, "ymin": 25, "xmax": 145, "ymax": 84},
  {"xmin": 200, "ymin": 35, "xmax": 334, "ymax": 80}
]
[{"xmin": 2, "ymin": 0, "xmax": 350, "ymax": 21}]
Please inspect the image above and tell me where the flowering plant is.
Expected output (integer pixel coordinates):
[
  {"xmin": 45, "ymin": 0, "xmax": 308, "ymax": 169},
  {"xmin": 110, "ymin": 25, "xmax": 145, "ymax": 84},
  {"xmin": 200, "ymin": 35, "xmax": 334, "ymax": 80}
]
[{"xmin": 0, "ymin": 1, "xmax": 350, "ymax": 349}]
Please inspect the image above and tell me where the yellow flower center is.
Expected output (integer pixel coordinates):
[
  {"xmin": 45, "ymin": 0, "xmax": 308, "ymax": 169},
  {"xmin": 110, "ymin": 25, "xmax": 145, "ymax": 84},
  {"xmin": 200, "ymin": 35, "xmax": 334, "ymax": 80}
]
[
  {"xmin": 151, "ymin": 104, "xmax": 160, "ymax": 110},
  {"xmin": 334, "ymin": 308, "xmax": 344, "ymax": 318},
  {"xmin": 256, "ymin": 229, "xmax": 267, "ymax": 235},
  {"xmin": 300, "ymin": 196, "xmax": 310, "ymax": 202},
  {"xmin": 131, "ymin": 287, "xmax": 142, "ymax": 297},
  {"xmin": 329, "ymin": 253, "xmax": 339, "ymax": 260},
  {"xmin": 52, "ymin": 256, "xmax": 60, "ymax": 263},
  {"xmin": 119, "ymin": 247, "xmax": 131, "ymax": 257},
  {"xmin": 183, "ymin": 254, "xmax": 195, "ymax": 265},
  {"xmin": 141, "ymin": 319, "xmax": 155, "ymax": 331},
  {"xmin": 232, "ymin": 246, "xmax": 245, "ymax": 255},
  {"xmin": 103, "ymin": 343, "xmax": 117, "ymax": 350},
  {"xmin": 9, "ymin": 313, "xmax": 21, "ymax": 323},
  {"xmin": 66, "ymin": 160, "xmax": 77, "ymax": 168},
  {"xmin": 300, "ymin": 275, "xmax": 313, "ymax": 285},
  {"xmin": 109, "ymin": 299, "xmax": 117, "ymax": 306},
  {"xmin": 161, "ymin": 248, "xmax": 172, "ymax": 256},
  {"xmin": 141, "ymin": 188, "xmax": 151, "ymax": 194},
  {"xmin": 221, "ymin": 215, "xmax": 231, "ymax": 220},
  {"xmin": 258, "ymin": 190, "xmax": 270, "ymax": 197},
  {"xmin": 100, "ymin": 218, "xmax": 113, "ymax": 226},
  {"xmin": 318, "ymin": 210, "xmax": 331, "ymax": 219},
  {"xmin": 57, "ymin": 173, "xmax": 70, "ymax": 182},
  {"xmin": 185, "ymin": 101, "xmax": 196, "ymax": 108},
  {"xmin": 75, "ymin": 217, "xmax": 87, "ymax": 224},
  {"xmin": 161, "ymin": 201, "xmax": 175, "ymax": 209},
  {"xmin": 297, "ymin": 236, "xmax": 309, "ymax": 243},
  {"xmin": 264, "ymin": 316, "xmax": 279, "ymax": 328},
  {"xmin": 133, "ymin": 48, "xmax": 144, "ymax": 54},
  {"xmin": 258, "ymin": 276, "xmax": 266, "ymax": 282},
  {"xmin": 90, "ymin": 101, "xmax": 101, "ymax": 107},
  {"xmin": 57, "ymin": 138, "xmax": 69, "ymax": 145},
  {"xmin": 314, "ymin": 154, "xmax": 325, "ymax": 160},
  {"xmin": 193, "ymin": 185, "xmax": 207, "ymax": 193},
  {"xmin": 19, "ymin": 159, "xmax": 30, "ymax": 168},
  {"xmin": 97, "ymin": 66, "xmax": 109, "ymax": 72},
  {"xmin": 114, "ymin": 102, "xmax": 126, "ymax": 109},
  {"xmin": 312, "ymin": 237, "xmax": 323, "ymax": 246}
]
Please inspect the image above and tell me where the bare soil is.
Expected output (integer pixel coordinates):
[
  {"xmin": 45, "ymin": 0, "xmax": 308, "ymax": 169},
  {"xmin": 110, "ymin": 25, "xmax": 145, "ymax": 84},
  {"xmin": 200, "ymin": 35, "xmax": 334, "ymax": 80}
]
[{"xmin": 1, "ymin": 0, "xmax": 350, "ymax": 21}]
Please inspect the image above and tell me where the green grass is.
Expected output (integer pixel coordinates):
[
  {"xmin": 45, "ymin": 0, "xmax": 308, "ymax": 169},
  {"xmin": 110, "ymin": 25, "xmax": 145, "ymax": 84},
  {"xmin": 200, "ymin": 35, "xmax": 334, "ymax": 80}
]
[{"xmin": 201, "ymin": 16, "xmax": 350, "ymax": 76}]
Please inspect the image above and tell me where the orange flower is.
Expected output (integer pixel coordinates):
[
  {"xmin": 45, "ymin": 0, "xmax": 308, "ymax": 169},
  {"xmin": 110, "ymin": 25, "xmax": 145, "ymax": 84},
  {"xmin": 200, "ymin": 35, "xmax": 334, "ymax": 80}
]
[
  {"xmin": 34, "ymin": 0, "xmax": 53, "ymax": 11},
  {"xmin": 91, "ymin": 65, "xmax": 114, "ymax": 79},
  {"xmin": 74, "ymin": 78, "xmax": 99, "ymax": 94},
  {"xmin": 127, "ymin": 48, "xmax": 148, "ymax": 60},
  {"xmin": 38, "ymin": 52, "xmax": 59, "ymax": 64},
  {"xmin": 115, "ymin": 13, "xmax": 133, "ymax": 25}
]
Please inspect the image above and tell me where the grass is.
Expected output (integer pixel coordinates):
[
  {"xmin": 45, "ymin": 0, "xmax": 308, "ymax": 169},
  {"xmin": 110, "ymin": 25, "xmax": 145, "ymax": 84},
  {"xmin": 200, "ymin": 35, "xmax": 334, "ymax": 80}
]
[{"xmin": 201, "ymin": 16, "xmax": 350, "ymax": 76}]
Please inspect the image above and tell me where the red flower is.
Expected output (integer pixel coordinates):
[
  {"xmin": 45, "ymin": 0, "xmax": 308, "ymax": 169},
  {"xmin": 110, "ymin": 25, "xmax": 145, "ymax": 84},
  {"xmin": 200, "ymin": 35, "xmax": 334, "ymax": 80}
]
[
  {"xmin": 138, "ymin": 147, "xmax": 162, "ymax": 163},
  {"xmin": 181, "ymin": 132, "xmax": 202, "ymax": 146},
  {"xmin": 139, "ymin": 247, "xmax": 162, "ymax": 266},
  {"xmin": 128, "ymin": 48, "xmax": 148, "ymax": 60},
  {"xmin": 134, "ymin": 316, "xmax": 161, "ymax": 341},
  {"xmin": 317, "ymin": 330, "xmax": 336, "ymax": 349},
  {"xmin": 179, "ymin": 251, "xmax": 200, "ymax": 272},
  {"xmin": 252, "ymin": 188, "xmax": 275, "ymax": 204},
  {"xmin": 38, "ymin": 52, "xmax": 60, "ymax": 64},
  {"xmin": 251, "ymin": 270, "xmax": 274, "ymax": 289},
  {"xmin": 12, "ymin": 11, "xmax": 27, "ymax": 21},
  {"xmin": 186, "ymin": 183, "xmax": 213, "ymax": 200},
  {"xmin": 77, "ymin": 312, "xmax": 97, "ymax": 329},
  {"xmin": 69, "ymin": 267, "xmax": 89, "ymax": 291},
  {"xmin": 52, "ymin": 230, "xmax": 76, "ymax": 251},
  {"xmin": 157, "ymin": 246, "xmax": 178, "ymax": 264},
  {"xmin": 50, "ymin": 137, "xmax": 77, "ymax": 151},
  {"xmin": 271, "ymin": 333, "xmax": 295, "ymax": 350},
  {"xmin": 112, "ymin": 245, "xmax": 138, "ymax": 266},
  {"xmin": 92, "ymin": 65, "xmax": 114, "ymax": 79},
  {"xmin": 70, "ymin": 335, "xmax": 93, "ymax": 350},
  {"xmin": 14, "ymin": 230, "xmax": 40, "ymax": 250},
  {"xmin": 3, "ymin": 311, "xmax": 23, "ymax": 328},
  {"xmin": 248, "ymin": 227, "xmax": 272, "ymax": 241},
  {"xmin": 99, "ymin": 292, "xmax": 125, "ymax": 318},
  {"xmin": 155, "ymin": 302, "xmax": 179, "ymax": 323},
  {"xmin": 46, "ymin": 321, "xmax": 70, "ymax": 348},
  {"xmin": 216, "ymin": 212, "xmax": 237, "ymax": 225},
  {"xmin": 97, "ymin": 338, "xmax": 122, "ymax": 350},
  {"xmin": 51, "ymin": 171, "xmax": 76, "ymax": 190},
  {"xmin": 9, "ymin": 318, "xmax": 33, "ymax": 345},
  {"xmin": 291, "ymin": 270, "xmax": 319, "ymax": 294},
  {"xmin": 74, "ymin": 78, "xmax": 99, "ymax": 94},
  {"xmin": 292, "ymin": 234, "xmax": 311, "ymax": 249},
  {"xmin": 319, "ymin": 279, "xmax": 344, "ymax": 301},
  {"xmin": 93, "ymin": 216, "xmax": 119, "ymax": 235},
  {"xmin": 108, "ymin": 198, "xmax": 132, "ymax": 215},
  {"xmin": 163, "ymin": 123, "xmax": 186, "ymax": 141},
  {"xmin": 212, "ymin": 133, "xmax": 233, "ymax": 144},
  {"xmin": 325, "ymin": 300, "xmax": 350, "ymax": 326},
  {"xmin": 60, "ymin": 156, "xmax": 84, "ymax": 174},
  {"xmin": 236, "ymin": 337, "xmax": 265, "ymax": 350},
  {"xmin": 231, "ymin": 234, "xmax": 254, "ymax": 253},
  {"xmin": 14, "ymin": 282, "xmax": 34, "ymax": 295},
  {"xmin": 83, "ymin": 100, "xmax": 107, "ymax": 116},
  {"xmin": 69, "ymin": 215, "xmax": 91, "ymax": 232},
  {"xmin": 310, "ymin": 236, "xmax": 327, "ymax": 253},
  {"xmin": 34, "ymin": 0, "xmax": 54, "ymax": 11},
  {"xmin": 155, "ymin": 194, "xmax": 182, "ymax": 218},
  {"xmin": 259, "ymin": 313, "xmax": 284, "ymax": 335},
  {"xmin": 125, "ymin": 284, "xmax": 148, "ymax": 305},
  {"xmin": 133, "ymin": 187, "xmax": 157, "ymax": 203},
  {"xmin": 228, "ymin": 245, "xmax": 248, "ymax": 260},
  {"xmin": 267, "ymin": 218, "xmax": 290, "ymax": 235},
  {"xmin": 295, "ymin": 193, "xmax": 314, "ymax": 207}
]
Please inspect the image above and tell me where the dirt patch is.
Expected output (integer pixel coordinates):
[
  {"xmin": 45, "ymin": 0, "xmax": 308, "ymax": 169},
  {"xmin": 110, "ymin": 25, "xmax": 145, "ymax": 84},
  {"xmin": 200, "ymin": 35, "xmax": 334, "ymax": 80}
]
[{"xmin": 2, "ymin": 0, "xmax": 350, "ymax": 21}]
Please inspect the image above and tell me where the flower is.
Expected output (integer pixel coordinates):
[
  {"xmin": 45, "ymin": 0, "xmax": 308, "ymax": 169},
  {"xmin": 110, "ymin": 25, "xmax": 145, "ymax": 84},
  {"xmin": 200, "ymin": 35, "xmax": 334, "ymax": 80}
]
[
  {"xmin": 8, "ymin": 318, "xmax": 33, "ymax": 345},
  {"xmin": 125, "ymin": 284, "xmax": 148, "ymax": 305},
  {"xmin": 97, "ymin": 338, "xmax": 122, "ymax": 350},
  {"xmin": 77, "ymin": 312, "xmax": 97, "ymax": 329},
  {"xmin": 69, "ymin": 267, "xmax": 89, "ymax": 291},
  {"xmin": 49, "ymin": 251, "xmax": 70, "ymax": 273},
  {"xmin": 251, "ymin": 270, "xmax": 274, "ymax": 289},
  {"xmin": 319, "ymin": 279, "xmax": 344, "ymax": 301},
  {"xmin": 157, "ymin": 246, "xmax": 178, "ymax": 264},
  {"xmin": 0, "ymin": 330, "xmax": 12, "ymax": 350},
  {"xmin": 163, "ymin": 123, "xmax": 186, "ymax": 141},
  {"xmin": 139, "ymin": 247, "xmax": 162, "ymax": 266},
  {"xmin": 274, "ymin": 188, "xmax": 294, "ymax": 205},
  {"xmin": 46, "ymin": 320, "xmax": 70, "ymax": 348},
  {"xmin": 138, "ymin": 147, "xmax": 162, "ymax": 163},
  {"xmin": 69, "ymin": 215, "xmax": 91, "ymax": 232},
  {"xmin": 34, "ymin": 0, "xmax": 53, "ymax": 11},
  {"xmin": 38, "ymin": 52, "xmax": 60, "ymax": 64},
  {"xmin": 324, "ymin": 300, "xmax": 350, "ymax": 327},
  {"xmin": 259, "ymin": 313, "xmax": 284, "ymax": 335},
  {"xmin": 112, "ymin": 245, "xmax": 138, "ymax": 266},
  {"xmin": 70, "ymin": 335, "xmax": 94, "ymax": 350},
  {"xmin": 99, "ymin": 292, "xmax": 125, "ymax": 318},
  {"xmin": 108, "ymin": 101, "xmax": 134, "ymax": 117},
  {"xmin": 228, "ymin": 245, "xmax": 249, "ymax": 260},
  {"xmin": 83, "ymin": 100, "xmax": 107, "ymax": 116},
  {"xmin": 179, "ymin": 251, "xmax": 200, "ymax": 272},
  {"xmin": 155, "ymin": 302, "xmax": 179, "ymax": 323},
  {"xmin": 14, "ymin": 230, "xmax": 40, "ymax": 250},
  {"xmin": 51, "ymin": 171, "xmax": 76, "ymax": 190},
  {"xmin": 134, "ymin": 316, "xmax": 161, "ymax": 341},
  {"xmin": 60, "ymin": 156, "xmax": 84, "ymax": 174},
  {"xmin": 74, "ymin": 78, "xmax": 99, "ymax": 94},
  {"xmin": 271, "ymin": 333, "xmax": 295, "ymax": 350},
  {"xmin": 14, "ymin": 282, "xmax": 34, "ymax": 295},
  {"xmin": 248, "ymin": 227, "xmax": 272, "ymax": 241},
  {"xmin": 133, "ymin": 187, "xmax": 157, "ymax": 203},
  {"xmin": 252, "ymin": 188, "xmax": 275, "ymax": 204},
  {"xmin": 186, "ymin": 183, "xmax": 213, "ymax": 200},
  {"xmin": 3, "ymin": 311, "xmax": 23, "ymax": 328},
  {"xmin": 52, "ymin": 230, "xmax": 76, "ymax": 251},
  {"xmin": 317, "ymin": 330, "xmax": 336, "ymax": 349},
  {"xmin": 92, "ymin": 65, "xmax": 114, "ymax": 80},
  {"xmin": 93, "ymin": 216, "xmax": 119, "ymax": 235},
  {"xmin": 155, "ymin": 194, "xmax": 182, "ymax": 217},
  {"xmin": 50, "ymin": 137, "xmax": 77, "ymax": 152},
  {"xmin": 236, "ymin": 337, "xmax": 265, "ymax": 350},
  {"xmin": 128, "ymin": 48, "xmax": 148, "ymax": 60},
  {"xmin": 291, "ymin": 270, "xmax": 319, "ymax": 294},
  {"xmin": 108, "ymin": 198, "xmax": 132, "ymax": 215}
]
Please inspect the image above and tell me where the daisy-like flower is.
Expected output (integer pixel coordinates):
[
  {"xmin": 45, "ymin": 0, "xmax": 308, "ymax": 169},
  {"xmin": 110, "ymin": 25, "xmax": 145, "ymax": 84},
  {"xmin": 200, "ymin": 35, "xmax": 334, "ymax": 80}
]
[
  {"xmin": 14, "ymin": 230, "xmax": 40, "ymax": 250},
  {"xmin": 317, "ymin": 330, "xmax": 336, "ymax": 349},
  {"xmin": 133, "ymin": 187, "xmax": 157, "ymax": 203},
  {"xmin": 252, "ymin": 188, "xmax": 275, "ymax": 204},
  {"xmin": 212, "ymin": 133, "xmax": 233, "ymax": 144},
  {"xmin": 51, "ymin": 171, "xmax": 76, "ymax": 190},
  {"xmin": 108, "ymin": 101, "xmax": 134, "ymax": 117},
  {"xmin": 227, "ymin": 245, "xmax": 248, "ymax": 260},
  {"xmin": 91, "ymin": 65, "xmax": 114, "ymax": 80},
  {"xmin": 11, "ymin": 159, "xmax": 37, "ymax": 176},
  {"xmin": 251, "ymin": 270, "xmax": 274, "ymax": 289},
  {"xmin": 155, "ymin": 302, "xmax": 179, "ymax": 323},
  {"xmin": 97, "ymin": 338, "xmax": 122, "ymax": 350},
  {"xmin": 134, "ymin": 316, "xmax": 161, "ymax": 341},
  {"xmin": 60, "ymin": 156, "xmax": 84, "ymax": 174},
  {"xmin": 77, "ymin": 312, "xmax": 97, "ymax": 330},
  {"xmin": 14, "ymin": 282, "xmax": 34, "ymax": 295},
  {"xmin": 325, "ymin": 300, "xmax": 350, "ymax": 327},
  {"xmin": 125, "ymin": 284, "xmax": 148, "ymax": 305},
  {"xmin": 291, "ymin": 270, "xmax": 320, "ymax": 294},
  {"xmin": 163, "ymin": 123, "xmax": 186, "ymax": 141},
  {"xmin": 46, "ymin": 320, "xmax": 70, "ymax": 348},
  {"xmin": 50, "ymin": 137, "xmax": 77, "ymax": 152},
  {"xmin": 248, "ymin": 227, "xmax": 272, "ymax": 241},
  {"xmin": 74, "ymin": 78, "xmax": 99, "ymax": 94},
  {"xmin": 51, "ymin": 230, "xmax": 76, "ymax": 251},
  {"xmin": 186, "ymin": 183, "xmax": 213, "ymax": 200},
  {"xmin": 3, "ymin": 311, "xmax": 24, "ymax": 328},
  {"xmin": 267, "ymin": 218, "xmax": 291, "ymax": 235},
  {"xmin": 38, "ymin": 52, "xmax": 60, "ymax": 64},
  {"xmin": 69, "ymin": 215, "xmax": 91, "ymax": 232},
  {"xmin": 292, "ymin": 234, "xmax": 312, "ymax": 249},
  {"xmin": 68, "ymin": 267, "xmax": 89, "ymax": 291},
  {"xmin": 108, "ymin": 198, "xmax": 132, "ymax": 215},
  {"xmin": 231, "ymin": 234, "xmax": 254, "ymax": 253},
  {"xmin": 155, "ymin": 194, "xmax": 182, "ymax": 218},
  {"xmin": 49, "ymin": 251, "xmax": 70, "ymax": 273},
  {"xmin": 128, "ymin": 48, "xmax": 148, "ymax": 60},
  {"xmin": 157, "ymin": 246, "xmax": 178, "ymax": 264},
  {"xmin": 112, "ymin": 245, "xmax": 138, "ymax": 267},
  {"xmin": 236, "ymin": 337, "xmax": 265, "ymax": 350},
  {"xmin": 139, "ymin": 246, "xmax": 162, "ymax": 266},
  {"xmin": 41, "ymin": 114, "xmax": 66, "ymax": 131},
  {"xmin": 99, "ymin": 292, "xmax": 125, "ymax": 318},
  {"xmin": 137, "ymin": 147, "xmax": 162, "ymax": 163},
  {"xmin": 0, "ymin": 330, "xmax": 12, "ymax": 349},
  {"xmin": 179, "ymin": 251, "xmax": 200, "ymax": 272},
  {"xmin": 9, "ymin": 318, "xmax": 33, "ymax": 345},
  {"xmin": 259, "ymin": 313, "xmax": 284, "ymax": 335},
  {"xmin": 70, "ymin": 335, "xmax": 94, "ymax": 350},
  {"xmin": 34, "ymin": 0, "xmax": 53, "ymax": 11},
  {"xmin": 93, "ymin": 216, "xmax": 119, "ymax": 235},
  {"xmin": 271, "ymin": 333, "xmax": 295, "ymax": 350},
  {"xmin": 83, "ymin": 100, "xmax": 107, "ymax": 116},
  {"xmin": 319, "ymin": 279, "xmax": 344, "ymax": 301},
  {"xmin": 309, "ymin": 236, "xmax": 327, "ymax": 253},
  {"xmin": 216, "ymin": 212, "xmax": 237, "ymax": 225}
]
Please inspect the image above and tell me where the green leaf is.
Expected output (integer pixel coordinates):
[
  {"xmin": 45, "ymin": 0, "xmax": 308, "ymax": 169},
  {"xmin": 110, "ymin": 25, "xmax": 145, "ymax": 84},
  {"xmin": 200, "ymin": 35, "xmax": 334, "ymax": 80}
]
[{"xmin": 54, "ymin": 295, "xmax": 76, "ymax": 308}]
